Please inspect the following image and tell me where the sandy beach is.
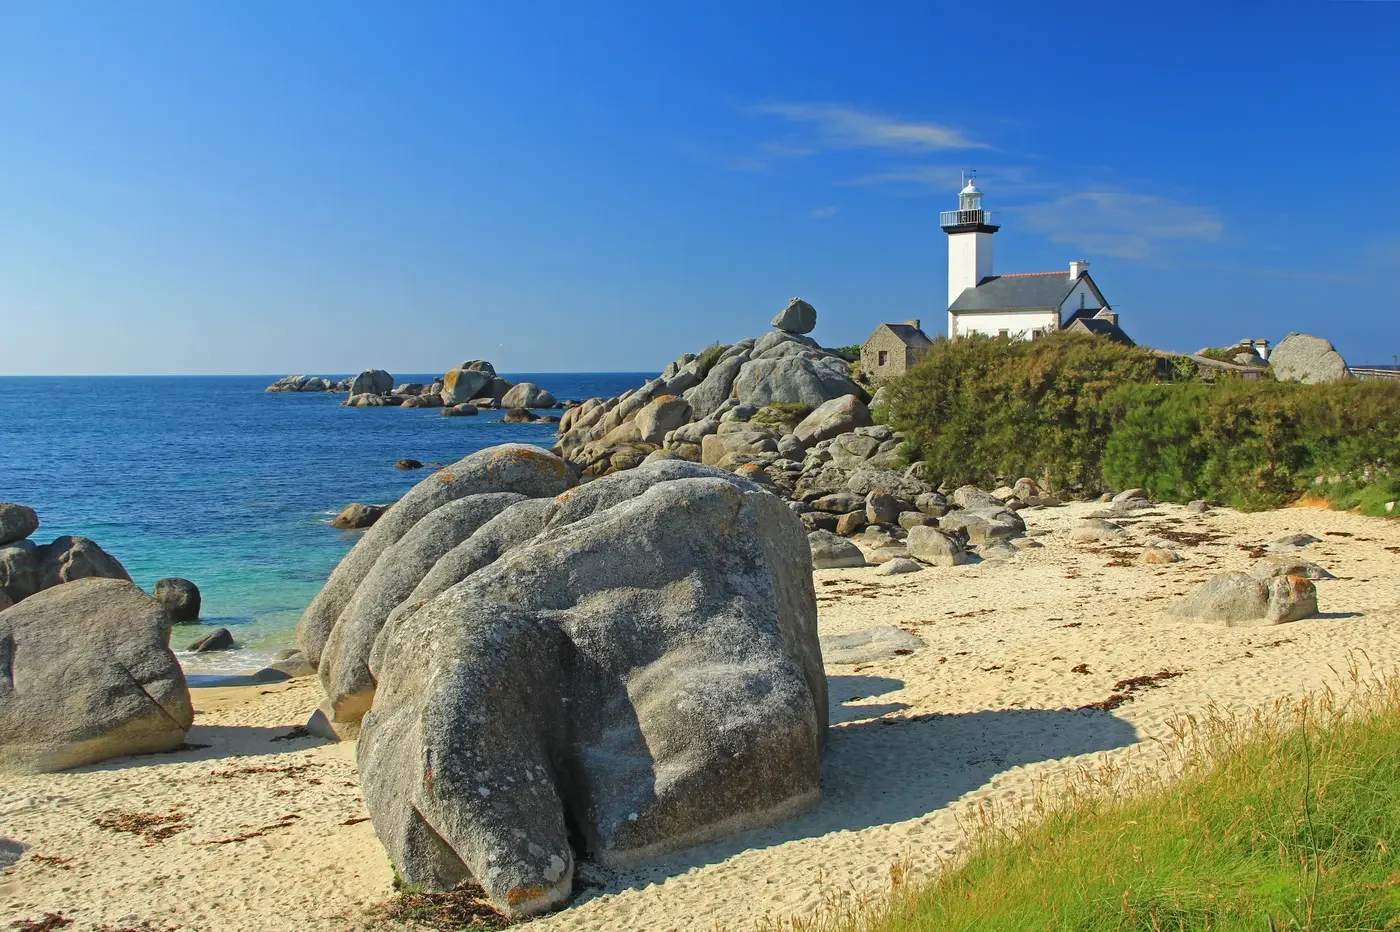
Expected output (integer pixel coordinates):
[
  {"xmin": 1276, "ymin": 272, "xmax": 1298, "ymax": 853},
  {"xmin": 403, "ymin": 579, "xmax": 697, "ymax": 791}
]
[{"xmin": 5, "ymin": 499, "xmax": 1398, "ymax": 932}]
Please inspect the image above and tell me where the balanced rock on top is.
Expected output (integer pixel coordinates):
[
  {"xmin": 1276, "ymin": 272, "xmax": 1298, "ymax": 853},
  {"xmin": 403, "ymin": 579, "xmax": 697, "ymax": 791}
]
[{"xmin": 771, "ymin": 297, "xmax": 817, "ymax": 335}]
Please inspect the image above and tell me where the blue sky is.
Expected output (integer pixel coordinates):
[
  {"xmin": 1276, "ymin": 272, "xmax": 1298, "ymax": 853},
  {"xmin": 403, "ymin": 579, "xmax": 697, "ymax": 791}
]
[{"xmin": 2, "ymin": 2, "xmax": 1398, "ymax": 375}]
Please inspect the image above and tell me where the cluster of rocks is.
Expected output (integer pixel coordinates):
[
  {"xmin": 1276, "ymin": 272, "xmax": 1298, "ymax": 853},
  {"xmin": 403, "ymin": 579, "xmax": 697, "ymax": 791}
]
[
  {"xmin": 554, "ymin": 298, "xmax": 864, "ymax": 478},
  {"xmin": 296, "ymin": 445, "xmax": 826, "ymax": 917},
  {"xmin": 265, "ymin": 374, "xmax": 353, "ymax": 393},
  {"xmin": 804, "ymin": 480, "xmax": 1045, "ymax": 571},
  {"xmin": 268, "ymin": 362, "xmax": 568, "ymax": 422},
  {"xmin": 0, "ymin": 502, "xmax": 131, "ymax": 611}
]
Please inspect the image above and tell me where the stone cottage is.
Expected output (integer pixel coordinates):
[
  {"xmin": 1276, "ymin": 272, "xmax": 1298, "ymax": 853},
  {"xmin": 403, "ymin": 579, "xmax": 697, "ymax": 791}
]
[{"xmin": 861, "ymin": 320, "xmax": 935, "ymax": 382}]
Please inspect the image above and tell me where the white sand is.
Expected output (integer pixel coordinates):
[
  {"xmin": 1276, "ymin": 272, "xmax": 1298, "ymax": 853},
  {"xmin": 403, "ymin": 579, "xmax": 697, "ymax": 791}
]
[{"xmin": 4, "ymin": 501, "xmax": 1399, "ymax": 931}]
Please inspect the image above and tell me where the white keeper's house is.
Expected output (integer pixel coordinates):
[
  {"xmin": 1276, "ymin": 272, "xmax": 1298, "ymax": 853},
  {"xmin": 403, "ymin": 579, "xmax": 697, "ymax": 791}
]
[{"xmin": 940, "ymin": 179, "xmax": 1132, "ymax": 344}]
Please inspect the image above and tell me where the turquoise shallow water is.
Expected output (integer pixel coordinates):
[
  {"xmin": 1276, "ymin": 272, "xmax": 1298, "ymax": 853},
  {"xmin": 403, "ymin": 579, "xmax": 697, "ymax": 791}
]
[{"xmin": 0, "ymin": 373, "xmax": 648, "ymax": 677}]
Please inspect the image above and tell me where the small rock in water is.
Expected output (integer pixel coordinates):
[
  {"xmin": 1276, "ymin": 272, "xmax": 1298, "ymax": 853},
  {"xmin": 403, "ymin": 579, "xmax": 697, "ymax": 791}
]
[
  {"xmin": 187, "ymin": 627, "xmax": 235, "ymax": 652},
  {"xmin": 394, "ymin": 459, "xmax": 425, "ymax": 470},
  {"xmin": 330, "ymin": 503, "xmax": 389, "ymax": 530}
]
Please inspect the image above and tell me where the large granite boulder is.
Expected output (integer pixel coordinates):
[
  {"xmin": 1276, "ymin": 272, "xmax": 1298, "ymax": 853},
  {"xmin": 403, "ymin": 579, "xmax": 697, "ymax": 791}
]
[
  {"xmin": 733, "ymin": 355, "xmax": 861, "ymax": 409},
  {"xmin": 298, "ymin": 446, "xmax": 577, "ymax": 687},
  {"xmin": 441, "ymin": 368, "xmax": 495, "ymax": 406},
  {"xmin": 792, "ymin": 395, "xmax": 872, "ymax": 448},
  {"xmin": 153, "ymin": 577, "xmax": 201, "ymax": 623},
  {"xmin": 32, "ymin": 536, "xmax": 131, "ymax": 594},
  {"xmin": 905, "ymin": 526, "xmax": 971, "ymax": 566},
  {"xmin": 1269, "ymin": 333, "xmax": 1351, "ymax": 384},
  {"xmin": 0, "ymin": 578, "xmax": 193, "ymax": 773},
  {"xmin": 1167, "ymin": 572, "xmax": 1318, "ymax": 626},
  {"xmin": 0, "ymin": 504, "xmax": 39, "ymax": 546},
  {"xmin": 500, "ymin": 382, "xmax": 558, "ymax": 409},
  {"xmin": 684, "ymin": 350, "xmax": 752, "ymax": 419},
  {"xmin": 770, "ymin": 297, "xmax": 817, "ymax": 335},
  {"xmin": 633, "ymin": 395, "xmax": 692, "ymax": 445},
  {"xmin": 357, "ymin": 462, "xmax": 825, "ymax": 917},
  {"xmin": 349, "ymin": 369, "xmax": 394, "ymax": 397}
]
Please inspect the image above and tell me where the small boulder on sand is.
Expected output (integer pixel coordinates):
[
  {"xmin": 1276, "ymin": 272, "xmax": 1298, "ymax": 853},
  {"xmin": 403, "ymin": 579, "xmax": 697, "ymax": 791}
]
[
  {"xmin": 819, "ymin": 626, "xmax": 923, "ymax": 664},
  {"xmin": 1141, "ymin": 548, "xmax": 1181, "ymax": 565},
  {"xmin": 1267, "ymin": 533, "xmax": 1322, "ymax": 553},
  {"xmin": 0, "ymin": 578, "xmax": 193, "ymax": 773},
  {"xmin": 1070, "ymin": 518, "xmax": 1128, "ymax": 542},
  {"xmin": 809, "ymin": 530, "xmax": 866, "ymax": 569},
  {"xmin": 1250, "ymin": 555, "xmax": 1335, "ymax": 580},
  {"xmin": 1168, "ymin": 572, "xmax": 1318, "ymax": 626},
  {"xmin": 874, "ymin": 557, "xmax": 922, "ymax": 576},
  {"xmin": 905, "ymin": 526, "xmax": 971, "ymax": 567}
]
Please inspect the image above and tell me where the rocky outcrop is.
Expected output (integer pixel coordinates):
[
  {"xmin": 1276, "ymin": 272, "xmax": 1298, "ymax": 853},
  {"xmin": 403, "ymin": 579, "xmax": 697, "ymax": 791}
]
[
  {"xmin": 187, "ymin": 626, "xmax": 235, "ymax": 652},
  {"xmin": 1168, "ymin": 572, "xmax": 1318, "ymax": 626},
  {"xmin": 0, "ymin": 504, "xmax": 39, "ymax": 546},
  {"xmin": 500, "ymin": 382, "xmax": 558, "ymax": 409},
  {"xmin": 265, "ymin": 375, "xmax": 343, "ymax": 393},
  {"xmin": 330, "ymin": 503, "xmax": 389, "ymax": 530},
  {"xmin": 154, "ymin": 577, "xmax": 201, "ymax": 623},
  {"xmin": 0, "ymin": 534, "xmax": 131, "ymax": 606},
  {"xmin": 349, "ymin": 369, "xmax": 394, "ymax": 397},
  {"xmin": 1269, "ymin": 333, "xmax": 1351, "ymax": 384},
  {"xmin": 351, "ymin": 459, "xmax": 825, "ymax": 917},
  {"xmin": 0, "ymin": 578, "xmax": 194, "ymax": 773}
]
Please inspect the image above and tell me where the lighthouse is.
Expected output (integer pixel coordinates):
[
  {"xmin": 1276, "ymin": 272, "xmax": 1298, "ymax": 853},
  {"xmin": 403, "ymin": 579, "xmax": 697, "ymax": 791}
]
[{"xmin": 940, "ymin": 176, "xmax": 999, "ymax": 338}]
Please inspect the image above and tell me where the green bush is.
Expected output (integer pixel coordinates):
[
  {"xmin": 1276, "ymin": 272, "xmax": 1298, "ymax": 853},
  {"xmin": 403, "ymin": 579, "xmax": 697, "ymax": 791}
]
[
  {"xmin": 1103, "ymin": 380, "xmax": 1400, "ymax": 510},
  {"xmin": 1198, "ymin": 346, "xmax": 1240, "ymax": 363},
  {"xmin": 885, "ymin": 332, "xmax": 1158, "ymax": 492},
  {"xmin": 693, "ymin": 342, "xmax": 727, "ymax": 379}
]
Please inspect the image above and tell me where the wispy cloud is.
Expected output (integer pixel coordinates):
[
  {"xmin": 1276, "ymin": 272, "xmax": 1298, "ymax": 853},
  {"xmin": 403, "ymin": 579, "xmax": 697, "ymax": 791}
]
[
  {"xmin": 1018, "ymin": 191, "xmax": 1223, "ymax": 260},
  {"xmin": 752, "ymin": 103, "xmax": 989, "ymax": 152},
  {"xmin": 809, "ymin": 206, "xmax": 839, "ymax": 220}
]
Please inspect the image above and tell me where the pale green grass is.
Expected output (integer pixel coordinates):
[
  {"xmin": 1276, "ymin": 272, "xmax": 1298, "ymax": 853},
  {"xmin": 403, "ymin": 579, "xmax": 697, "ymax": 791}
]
[{"xmin": 762, "ymin": 663, "xmax": 1400, "ymax": 932}]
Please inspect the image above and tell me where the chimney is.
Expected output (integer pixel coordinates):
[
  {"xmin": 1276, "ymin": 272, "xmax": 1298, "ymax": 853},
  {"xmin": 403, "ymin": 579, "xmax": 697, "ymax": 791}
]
[
  {"xmin": 1094, "ymin": 308, "xmax": 1118, "ymax": 327},
  {"xmin": 1255, "ymin": 339, "xmax": 1270, "ymax": 361},
  {"xmin": 904, "ymin": 319, "xmax": 921, "ymax": 330},
  {"xmin": 1069, "ymin": 259, "xmax": 1089, "ymax": 278}
]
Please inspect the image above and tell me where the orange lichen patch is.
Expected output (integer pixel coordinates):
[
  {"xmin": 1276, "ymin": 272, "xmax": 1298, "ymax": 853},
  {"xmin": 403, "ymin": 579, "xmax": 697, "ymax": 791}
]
[
  {"xmin": 652, "ymin": 394, "xmax": 678, "ymax": 404},
  {"xmin": 1279, "ymin": 575, "xmax": 1316, "ymax": 598},
  {"xmin": 504, "ymin": 886, "xmax": 548, "ymax": 906},
  {"xmin": 438, "ymin": 470, "xmax": 456, "ymax": 483}
]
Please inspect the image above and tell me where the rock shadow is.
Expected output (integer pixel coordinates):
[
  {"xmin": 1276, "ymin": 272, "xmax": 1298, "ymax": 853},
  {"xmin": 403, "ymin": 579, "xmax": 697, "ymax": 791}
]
[
  {"xmin": 828, "ymin": 674, "xmax": 909, "ymax": 724},
  {"xmin": 573, "ymin": 699, "xmax": 1138, "ymax": 901},
  {"xmin": 72, "ymin": 724, "xmax": 327, "ymax": 772}
]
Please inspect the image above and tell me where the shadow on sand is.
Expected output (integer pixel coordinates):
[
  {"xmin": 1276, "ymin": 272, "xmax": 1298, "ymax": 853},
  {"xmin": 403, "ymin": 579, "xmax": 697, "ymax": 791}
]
[
  {"xmin": 71, "ymin": 723, "xmax": 327, "ymax": 773},
  {"xmin": 576, "ymin": 673, "xmax": 1139, "ymax": 900}
]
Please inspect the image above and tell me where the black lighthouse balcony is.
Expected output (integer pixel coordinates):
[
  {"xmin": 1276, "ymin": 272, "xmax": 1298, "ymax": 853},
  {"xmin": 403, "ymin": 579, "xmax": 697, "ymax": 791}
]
[{"xmin": 940, "ymin": 208, "xmax": 1000, "ymax": 234}]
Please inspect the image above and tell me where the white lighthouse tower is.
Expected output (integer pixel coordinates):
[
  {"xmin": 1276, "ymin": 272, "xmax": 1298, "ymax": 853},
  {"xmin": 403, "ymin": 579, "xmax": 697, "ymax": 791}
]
[{"xmin": 941, "ymin": 175, "xmax": 999, "ymax": 338}]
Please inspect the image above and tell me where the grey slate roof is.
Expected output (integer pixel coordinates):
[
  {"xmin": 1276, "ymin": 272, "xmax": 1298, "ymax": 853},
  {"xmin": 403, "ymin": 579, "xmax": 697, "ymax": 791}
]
[
  {"xmin": 948, "ymin": 272, "xmax": 1080, "ymax": 313},
  {"xmin": 1064, "ymin": 314, "xmax": 1135, "ymax": 346},
  {"xmin": 881, "ymin": 323, "xmax": 934, "ymax": 347}
]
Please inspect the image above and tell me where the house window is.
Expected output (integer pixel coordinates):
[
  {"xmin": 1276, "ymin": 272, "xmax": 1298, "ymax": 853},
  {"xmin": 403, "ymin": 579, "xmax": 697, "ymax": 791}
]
[
  {"xmin": 877, "ymin": 350, "xmax": 889, "ymax": 366},
  {"xmin": 998, "ymin": 329, "xmax": 1010, "ymax": 339},
  {"xmin": 1031, "ymin": 329, "xmax": 1043, "ymax": 340}
]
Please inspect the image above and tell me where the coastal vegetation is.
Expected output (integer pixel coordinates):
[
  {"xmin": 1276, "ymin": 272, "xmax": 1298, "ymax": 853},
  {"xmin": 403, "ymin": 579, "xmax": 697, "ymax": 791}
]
[
  {"xmin": 885, "ymin": 332, "xmax": 1400, "ymax": 512},
  {"xmin": 796, "ymin": 670, "xmax": 1400, "ymax": 932}
]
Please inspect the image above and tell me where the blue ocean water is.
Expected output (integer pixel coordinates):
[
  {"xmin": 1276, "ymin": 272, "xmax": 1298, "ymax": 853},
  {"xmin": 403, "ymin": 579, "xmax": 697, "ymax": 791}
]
[{"xmin": 0, "ymin": 373, "xmax": 649, "ymax": 675}]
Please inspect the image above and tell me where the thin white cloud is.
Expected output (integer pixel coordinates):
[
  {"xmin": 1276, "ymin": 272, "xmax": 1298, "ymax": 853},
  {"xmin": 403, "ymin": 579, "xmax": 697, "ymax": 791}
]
[
  {"xmin": 753, "ymin": 103, "xmax": 989, "ymax": 152},
  {"xmin": 809, "ymin": 206, "xmax": 839, "ymax": 220},
  {"xmin": 1018, "ymin": 191, "xmax": 1223, "ymax": 260}
]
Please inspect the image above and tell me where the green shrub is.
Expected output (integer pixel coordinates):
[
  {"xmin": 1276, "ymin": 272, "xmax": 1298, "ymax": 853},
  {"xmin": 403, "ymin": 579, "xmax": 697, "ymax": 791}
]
[
  {"xmin": 1103, "ymin": 380, "xmax": 1400, "ymax": 510},
  {"xmin": 885, "ymin": 332, "xmax": 1158, "ymax": 492},
  {"xmin": 1198, "ymin": 346, "xmax": 1240, "ymax": 363},
  {"xmin": 752, "ymin": 402, "xmax": 813, "ymax": 428},
  {"xmin": 693, "ymin": 342, "xmax": 727, "ymax": 379},
  {"xmin": 830, "ymin": 344, "xmax": 863, "ymax": 358}
]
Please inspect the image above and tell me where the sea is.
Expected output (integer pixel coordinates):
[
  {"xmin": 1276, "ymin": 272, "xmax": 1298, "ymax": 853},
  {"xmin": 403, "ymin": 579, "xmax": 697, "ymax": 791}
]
[{"xmin": 0, "ymin": 373, "xmax": 651, "ymax": 680}]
